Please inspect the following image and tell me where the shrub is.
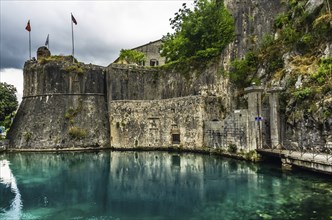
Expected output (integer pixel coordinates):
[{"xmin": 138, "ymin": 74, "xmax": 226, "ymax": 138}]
[
  {"xmin": 68, "ymin": 126, "xmax": 87, "ymax": 140},
  {"xmin": 23, "ymin": 132, "xmax": 32, "ymax": 142},
  {"xmin": 227, "ymin": 143, "xmax": 237, "ymax": 153},
  {"xmin": 311, "ymin": 58, "xmax": 332, "ymax": 85},
  {"xmin": 64, "ymin": 63, "xmax": 84, "ymax": 75},
  {"xmin": 274, "ymin": 13, "xmax": 289, "ymax": 29},
  {"xmin": 293, "ymin": 87, "xmax": 312, "ymax": 100}
]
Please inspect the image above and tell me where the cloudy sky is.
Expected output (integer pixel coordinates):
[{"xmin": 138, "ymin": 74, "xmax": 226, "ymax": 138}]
[{"xmin": 0, "ymin": 0, "xmax": 193, "ymax": 102}]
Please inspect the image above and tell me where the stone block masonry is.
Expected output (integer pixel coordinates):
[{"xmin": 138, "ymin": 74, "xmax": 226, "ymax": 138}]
[
  {"xmin": 110, "ymin": 96, "xmax": 224, "ymax": 150},
  {"xmin": 106, "ymin": 64, "xmax": 231, "ymax": 102},
  {"xmin": 7, "ymin": 55, "xmax": 109, "ymax": 150}
]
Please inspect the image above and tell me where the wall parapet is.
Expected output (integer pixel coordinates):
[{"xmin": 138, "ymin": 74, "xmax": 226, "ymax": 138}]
[{"xmin": 106, "ymin": 62, "xmax": 231, "ymax": 104}]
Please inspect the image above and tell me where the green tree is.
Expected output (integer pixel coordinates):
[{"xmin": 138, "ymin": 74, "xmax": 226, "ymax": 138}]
[
  {"xmin": 118, "ymin": 49, "xmax": 146, "ymax": 65},
  {"xmin": 0, "ymin": 82, "xmax": 18, "ymax": 124},
  {"xmin": 161, "ymin": 0, "xmax": 235, "ymax": 62}
]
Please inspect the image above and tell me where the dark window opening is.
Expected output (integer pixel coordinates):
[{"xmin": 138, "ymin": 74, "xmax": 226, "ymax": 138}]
[
  {"xmin": 172, "ymin": 133, "xmax": 180, "ymax": 144},
  {"xmin": 150, "ymin": 59, "xmax": 159, "ymax": 67}
]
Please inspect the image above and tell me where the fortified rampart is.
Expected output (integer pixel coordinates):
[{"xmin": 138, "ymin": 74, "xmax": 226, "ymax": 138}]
[
  {"xmin": 106, "ymin": 63, "xmax": 231, "ymax": 150},
  {"xmin": 7, "ymin": 56, "xmax": 109, "ymax": 149},
  {"xmin": 106, "ymin": 64, "xmax": 231, "ymax": 101}
]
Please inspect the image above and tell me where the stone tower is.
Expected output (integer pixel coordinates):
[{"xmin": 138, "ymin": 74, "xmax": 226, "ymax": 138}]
[{"xmin": 7, "ymin": 49, "xmax": 109, "ymax": 149}]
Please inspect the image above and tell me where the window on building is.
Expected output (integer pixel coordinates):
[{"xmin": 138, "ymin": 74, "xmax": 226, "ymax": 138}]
[
  {"xmin": 172, "ymin": 133, "xmax": 180, "ymax": 144},
  {"xmin": 150, "ymin": 59, "xmax": 159, "ymax": 67}
]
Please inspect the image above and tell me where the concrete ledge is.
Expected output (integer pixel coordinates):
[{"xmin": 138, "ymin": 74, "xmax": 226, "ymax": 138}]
[
  {"xmin": 23, "ymin": 93, "xmax": 105, "ymax": 99},
  {"xmin": 257, "ymin": 149, "xmax": 332, "ymax": 175},
  {"xmin": 283, "ymin": 156, "xmax": 332, "ymax": 175},
  {"xmin": 6, "ymin": 146, "xmax": 112, "ymax": 153},
  {"xmin": 244, "ymin": 86, "xmax": 264, "ymax": 93}
]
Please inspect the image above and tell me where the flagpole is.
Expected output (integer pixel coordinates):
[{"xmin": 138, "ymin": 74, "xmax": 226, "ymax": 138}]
[
  {"xmin": 71, "ymin": 14, "xmax": 75, "ymax": 63},
  {"xmin": 29, "ymin": 30, "xmax": 31, "ymax": 60}
]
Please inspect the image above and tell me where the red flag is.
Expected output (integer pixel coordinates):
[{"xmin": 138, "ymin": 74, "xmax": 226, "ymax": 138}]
[
  {"xmin": 71, "ymin": 13, "xmax": 77, "ymax": 25},
  {"xmin": 25, "ymin": 20, "xmax": 31, "ymax": 32}
]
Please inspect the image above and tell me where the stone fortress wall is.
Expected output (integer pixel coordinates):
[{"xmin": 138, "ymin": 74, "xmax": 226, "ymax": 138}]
[{"xmin": 7, "ymin": 52, "xmax": 109, "ymax": 149}]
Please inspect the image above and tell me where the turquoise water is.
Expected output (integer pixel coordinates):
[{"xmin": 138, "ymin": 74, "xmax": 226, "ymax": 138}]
[{"xmin": 0, "ymin": 151, "xmax": 331, "ymax": 220}]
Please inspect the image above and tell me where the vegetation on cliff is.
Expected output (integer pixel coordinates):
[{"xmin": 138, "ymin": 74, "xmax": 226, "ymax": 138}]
[
  {"xmin": 161, "ymin": 0, "xmax": 235, "ymax": 63},
  {"xmin": 228, "ymin": 0, "xmax": 331, "ymax": 134},
  {"xmin": 229, "ymin": 0, "xmax": 331, "ymax": 88}
]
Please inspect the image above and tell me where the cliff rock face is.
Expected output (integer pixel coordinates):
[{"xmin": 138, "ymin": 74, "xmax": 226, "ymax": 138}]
[
  {"xmin": 223, "ymin": 0, "xmax": 284, "ymax": 60},
  {"xmin": 7, "ymin": 56, "xmax": 109, "ymax": 149}
]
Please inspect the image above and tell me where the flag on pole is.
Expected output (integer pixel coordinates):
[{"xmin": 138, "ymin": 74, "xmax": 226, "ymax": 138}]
[
  {"xmin": 71, "ymin": 13, "xmax": 77, "ymax": 25},
  {"xmin": 25, "ymin": 20, "xmax": 31, "ymax": 32},
  {"xmin": 71, "ymin": 13, "xmax": 77, "ymax": 63},
  {"xmin": 45, "ymin": 34, "xmax": 49, "ymax": 46},
  {"xmin": 26, "ymin": 20, "xmax": 31, "ymax": 59}
]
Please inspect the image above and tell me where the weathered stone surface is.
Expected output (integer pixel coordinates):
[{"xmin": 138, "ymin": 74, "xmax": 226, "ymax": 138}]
[
  {"xmin": 37, "ymin": 46, "xmax": 51, "ymax": 60},
  {"xmin": 23, "ymin": 59, "xmax": 105, "ymax": 96},
  {"xmin": 109, "ymin": 96, "xmax": 224, "ymax": 149},
  {"xmin": 8, "ymin": 95, "xmax": 109, "ymax": 149},
  {"xmin": 106, "ymin": 63, "xmax": 231, "ymax": 102},
  {"xmin": 305, "ymin": 0, "xmax": 325, "ymax": 14},
  {"xmin": 7, "ymin": 58, "xmax": 109, "ymax": 149},
  {"xmin": 224, "ymin": 0, "xmax": 284, "ymax": 59}
]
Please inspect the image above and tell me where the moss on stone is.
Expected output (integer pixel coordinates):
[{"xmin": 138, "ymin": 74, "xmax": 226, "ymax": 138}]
[
  {"xmin": 63, "ymin": 63, "xmax": 84, "ymax": 75},
  {"xmin": 68, "ymin": 126, "xmax": 87, "ymax": 140}
]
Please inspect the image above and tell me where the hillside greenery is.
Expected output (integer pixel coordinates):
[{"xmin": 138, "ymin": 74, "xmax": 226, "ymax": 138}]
[
  {"xmin": 227, "ymin": 0, "xmax": 332, "ymax": 119},
  {"xmin": 228, "ymin": 0, "xmax": 331, "ymax": 88}
]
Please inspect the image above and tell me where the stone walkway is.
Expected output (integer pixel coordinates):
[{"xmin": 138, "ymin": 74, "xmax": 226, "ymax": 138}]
[
  {"xmin": 257, "ymin": 148, "xmax": 332, "ymax": 174},
  {"xmin": 258, "ymin": 148, "xmax": 332, "ymax": 164}
]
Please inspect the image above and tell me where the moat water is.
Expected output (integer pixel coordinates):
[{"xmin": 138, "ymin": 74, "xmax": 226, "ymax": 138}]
[{"xmin": 0, "ymin": 151, "xmax": 331, "ymax": 220}]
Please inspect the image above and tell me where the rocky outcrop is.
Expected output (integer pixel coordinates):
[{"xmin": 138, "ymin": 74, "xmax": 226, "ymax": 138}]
[
  {"xmin": 305, "ymin": 0, "xmax": 325, "ymax": 14},
  {"xmin": 224, "ymin": 0, "xmax": 284, "ymax": 59}
]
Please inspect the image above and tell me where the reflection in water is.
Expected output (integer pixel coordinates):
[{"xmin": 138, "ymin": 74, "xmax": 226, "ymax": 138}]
[
  {"xmin": 0, "ymin": 151, "xmax": 331, "ymax": 219},
  {"xmin": 0, "ymin": 160, "xmax": 22, "ymax": 220}
]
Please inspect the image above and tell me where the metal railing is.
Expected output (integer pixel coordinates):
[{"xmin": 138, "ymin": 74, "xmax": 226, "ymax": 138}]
[{"xmin": 264, "ymin": 141, "xmax": 332, "ymax": 163}]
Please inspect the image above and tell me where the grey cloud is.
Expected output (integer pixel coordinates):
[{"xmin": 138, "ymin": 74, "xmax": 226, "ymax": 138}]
[{"xmin": 0, "ymin": 1, "xmax": 193, "ymax": 70}]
